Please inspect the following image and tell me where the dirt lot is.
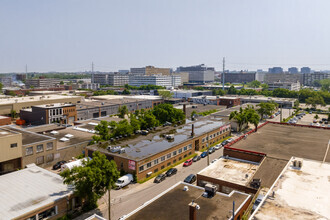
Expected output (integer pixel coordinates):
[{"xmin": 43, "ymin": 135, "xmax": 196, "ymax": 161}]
[
  {"xmin": 251, "ymin": 157, "xmax": 288, "ymax": 188},
  {"xmin": 233, "ymin": 123, "xmax": 330, "ymax": 162}
]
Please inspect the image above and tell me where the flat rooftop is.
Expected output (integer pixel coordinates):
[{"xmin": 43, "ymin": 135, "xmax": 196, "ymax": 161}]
[
  {"xmin": 88, "ymin": 118, "xmax": 226, "ymax": 161},
  {"xmin": 3, "ymin": 126, "xmax": 55, "ymax": 145},
  {"xmin": 198, "ymin": 157, "xmax": 259, "ymax": 186},
  {"xmin": 214, "ymin": 103, "xmax": 258, "ymax": 117},
  {"xmin": 25, "ymin": 124, "xmax": 64, "ymax": 133},
  {"xmin": 45, "ymin": 126, "xmax": 94, "ymax": 149},
  {"xmin": 233, "ymin": 123, "xmax": 330, "ymax": 162},
  {"xmin": 252, "ymin": 158, "xmax": 330, "ymax": 219},
  {"xmin": 125, "ymin": 182, "xmax": 251, "ymax": 220},
  {"xmin": 190, "ymin": 95, "xmax": 240, "ymax": 100},
  {"xmin": 32, "ymin": 103, "xmax": 75, "ymax": 108},
  {"xmin": 0, "ymin": 164, "xmax": 73, "ymax": 220},
  {"xmin": 0, "ymin": 127, "xmax": 19, "ymax": 138},
  {"xmin": 0, "ymin": 95, "xmax": 82, "ymax": 105},
  {"xmin": 91, "ymin": 95, "xmax": 162, "ymax": 100}
]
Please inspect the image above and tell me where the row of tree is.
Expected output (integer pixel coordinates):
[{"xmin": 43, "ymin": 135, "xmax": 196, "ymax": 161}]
[{"xmin": 92, "ymin": 104, "xmax": 185, "ymax": 143}]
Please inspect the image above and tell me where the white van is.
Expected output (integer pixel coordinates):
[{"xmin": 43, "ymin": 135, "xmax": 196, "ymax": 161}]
[{"xmin": 115, "ymin": 174, "xmax": 134, "ymax": 189}]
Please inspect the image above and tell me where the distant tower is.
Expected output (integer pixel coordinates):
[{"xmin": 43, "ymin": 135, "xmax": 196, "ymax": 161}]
[
  {"xmin": 222, "ymin": 57, "xmax": 225, "ymax": 90},
  {"xmin": 91, "ymin": 62, "xmax": 94, "ymax": 83},
  {"xmin": 25, "ymin": 64, "xmax": 28, "ymax": 79}
]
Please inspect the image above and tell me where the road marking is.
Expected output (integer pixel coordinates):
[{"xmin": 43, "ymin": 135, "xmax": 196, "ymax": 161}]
[{"xmin": 322, "ymin": 140, "xmax": 330, "ymax": 164}]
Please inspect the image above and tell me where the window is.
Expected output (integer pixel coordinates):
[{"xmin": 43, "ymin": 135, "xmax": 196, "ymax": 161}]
[
  {"xmin": 161, "ymin": 165, "xmax": 165, "ymax": 169},
  {"xmin": 36, "ymin": 144, "xmax": 44, "ymax": 153},
  {"xmin": 184, "ymin": 146, "xmax": 187, "ymax": 151},
  {"xmin": 154, "ymin": 168, "xmax": 158, "ymax": 173},
  {"xmin": 202, "ymin": 138, "xmax": 205, "ymax": 143},
  {"xmin": 188, "ymin": 144, "xmax": 192, "ymax": 149},
  {"xmin": 36, "ymin": 156, "xmax": 44, "ymax": 165},
  {"xmin": 173, "ymin": 159, "xmax": 176, "ymax": 163},
  {"xmin": 167, "ymin": 153, "xmax": 171, "ymax": 159},
  {"xmin": 26, "ymin": 147, "xmax": 33, "ymax": 156},
  {"xmin": 37, "ymin": 206, "xmax": 57, "ymax": 219},
  {"xmin": 139, "ymin": 166, "xmax": 144, "ymax": 171},
  {"xmin": 147, "ymin": 162, "xmax": 151, "ymax": 168},
  {"xmin": 161, "ymin": 156, "xmax": 165, "ymax": 161},
  {"xmin": 10, "ymin": 143, "xmax": 17, "ymax": 148},
  {"xmin": 46, "ymin": 154, "xmax": 54, "ymax": 162},
  {"xmin": 167, "ymin": 162, "xmax": 171, "ymax": 166},
  {"xmin": 173, "ymin": 151, "xmax": 177, "ymax": 156},
  {"xmin": 46, "ymin": 142, "xmax": 53, "ymax": 150},
  {"xmin": 178, "ymin": 148, "xmax": 182, "ymax": 153},
  {"xmin": 154, "ymin": 159, "xmax": 159, "ymax": 165}
]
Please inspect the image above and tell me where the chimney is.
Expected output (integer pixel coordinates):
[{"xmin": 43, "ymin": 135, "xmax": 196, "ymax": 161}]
[
  {"xmin": 191, "ymin": 124, "xmax": 195, "ymax": 137},
  {"xmin": 189, "ymin": 201, "xmax": 197, "ymax": 220},
  {"xmin": 183, "ymin": 104, "xmax": 186, "ymax": 116}
]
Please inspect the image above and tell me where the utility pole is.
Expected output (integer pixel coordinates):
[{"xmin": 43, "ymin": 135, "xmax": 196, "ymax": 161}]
[
  {"xmin": 280, "ymin": 103, "xmax": 283, "ymax": 122},
  {"xmin": 222, "ymin": 57, "xmax": 225, "ymax": 91}
]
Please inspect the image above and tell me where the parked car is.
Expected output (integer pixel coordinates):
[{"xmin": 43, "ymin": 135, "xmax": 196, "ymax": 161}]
[
  {"xmin": 227, "ymin": 138, "xmax": 234, "ymax": 143},
  {"xmin": 165, "ymin": 168, "xmax": 177, "ymax": 177},
  {"xmin": 200, "ymin": 151, "xmax": 208, "ymax": 158},
  {"xmin": 192, "ymin": 155, "xmax": 201, "ymax": 162},
  {"xmin": 184, "ymin": 174, "xmax": 196, "ymax": 184},
  {"xmin": 163, "ymin": 121, "xmax": 172, "ymax": 127},
  {"xmin": 221, "ymin": 140, "xmax": 228, "ymax": 146},
  {"xmin": 52, "ymin": 160, "xmax": 66, "ymax": 170},
  {"xmin": 183, "ymin": 159, "xmax": 193, "ymax": 167},
  {"xmin": 141, "ymin": 130, "xmax": 149, "ymax": 135},
  {"xmin": 154, "ymin": 174, "xmax": 166, "ymax": 183},
  {"xmin": 115, "ymin": 174, "xmax": 134, "ymax": 189},
  {"xmin": 208, "ymin": 147, "xmax": 215, "ymax": 154},
  {"xmin": 214, "ymin": 144, "xmax": 221, "ymax": 150},
  {"xmin": 252, "ymin": 195, "xmax": 264, "ymax": 211}
]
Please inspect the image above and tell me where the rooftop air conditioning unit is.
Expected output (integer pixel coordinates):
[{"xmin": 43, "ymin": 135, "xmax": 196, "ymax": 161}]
[{"xmin": 204, "ymin": 184, "xmax": 218, "ymax": 198}]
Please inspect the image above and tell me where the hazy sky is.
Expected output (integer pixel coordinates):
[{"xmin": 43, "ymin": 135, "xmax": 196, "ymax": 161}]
[{"xmin": 1, "ymin": 0, "xmax": 330, "ymax": 73}]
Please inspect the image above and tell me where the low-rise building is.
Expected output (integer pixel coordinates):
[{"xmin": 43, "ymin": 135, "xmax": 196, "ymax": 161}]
[
  {"xmin": 20, "ymin": 103, "xmax": 77, "ymax": 125},
  {"xmin": 121, "ymin": 182, "xmax": 251, "ymax": 220},
  {"xmin": 267, "ymin": 81, "xmax": 301, "ymax": 91},
  {"xmin": 224, "ymin": 72, "xmax": 256, "ymax": 84},
  {"xmin": 0, "ymin": 164, "xmax": 77, "ymax": 220},
  {"xmin": 251, "ymin": 157, "xmax": 330, "ymax": 220},
  {"xmin": 25, "ymin": 78, "xmax": 61, "ymax": 88},
  {"xmin": 80, "ymin": 83, "xmax": 100, "ymax": 90},
  {"xmin": 171, "ymin": 89, "xmax": 213, "ymax": 99},
  {"xmin": 129, "ymin": 75, "xmax": 181, "ymax": 88},
  {"xmin": 188, "ymin": 96, "xmax": 241, "ymax": 108},
  {"xmin": 86, "ymin": 118, "xmax": 231, "ymax": 181},
  {"xmin": 176, "ymin": 64, "xmax": 215, "ymax": 84}
]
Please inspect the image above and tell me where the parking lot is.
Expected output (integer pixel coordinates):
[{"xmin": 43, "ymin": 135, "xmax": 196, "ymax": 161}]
[{"xmin": 233, "ymin": 123, "xmax": 330, "ymax": 162}]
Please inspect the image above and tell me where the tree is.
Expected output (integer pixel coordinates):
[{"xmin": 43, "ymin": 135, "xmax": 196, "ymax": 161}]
[
  {"xmin": 10, "ymin": 110, "xmax": 17, "ymax": 119},
  {"xmin": 60, "ymin": 81, "xmax": 64, "ymax": 85},
  {"xmin": 257, "ymin": 102, "xmax": 277, "ymax": 119},
  {"xmin": 112, "ymin": 119, "xmax": 133, "ymax": 137},
  {"xmin": 118, "ymin": 105, "xmax": 128, "ymax": 118},
  {"xmin": 229, "ymin": 107, "xmax": 247, "ymax": 132},
  {"xmin": 294, "ymin": 100, "xmax": 300, "ymax": 109},
  {"xmin": 191, "ymin": 110, "xmax": 197, "ymax": 120},
  {"xmin": 30, "ymin": 85, "xmax": 34, "ymax": 89},
  {"xmin": 247, "ymin": 80, "xmax": 261, "ymax": 88},
  {"xmin": 305, "ymin": 96, "xmax": 326, "ymax": 109},
  {"xmin": 122, "ymin": 88, "xmax": 130, "ymax": 95},
  {"xmin": 245, "ymin": 107, "xmax": 260, "ymax": 132},
  {"xmin": 261, "ymin": 83, "xmax": 269, "ymax": 91},
  {"xmin": 130, "ymin": 116, "xmax": 141, "ymax": 132},
  {"xmin": 0, "ymin": 82, "xmax": 3, "ymax": 90},
  {"xmin": 158, "ymin": 90, "xmax": 173, "ymax": 100},
  {"xmin": 152, "ymin": 103, "xmax": 185, "ymax": 124},
  {"xmin": 60, "ymin": 151, "xmax": 120, "ymax": 210},
  {"xmin": 93, "ymin": 121, "xmax": 111, "ymax": 142},
  {"xmin": 227, "ymin": 85, "xmax": 237, "ymax": 94},
  {"xmin": 314, "ymin": 114, "xmax": 319, "ymax": 120}
]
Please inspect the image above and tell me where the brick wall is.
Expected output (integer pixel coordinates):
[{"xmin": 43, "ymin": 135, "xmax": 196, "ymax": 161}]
[{"xmin": 223, "ymin": 147, "xmax": 265, "ymax": 163}]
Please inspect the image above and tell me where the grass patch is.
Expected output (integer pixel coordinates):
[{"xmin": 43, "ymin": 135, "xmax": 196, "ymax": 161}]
[
  {"xmin": 198, "ymin": 109, "xmax": 218, "ymax": 116},
  {"xmin": 199, "ymin": 136, "xmax": 232, "ymax": 152},
  {"xmin": 137, "ymin": 153, "xmax": 197, "ymax": 184}
]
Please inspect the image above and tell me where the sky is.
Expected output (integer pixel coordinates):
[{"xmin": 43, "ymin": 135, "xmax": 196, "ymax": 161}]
[{"xmin": 1, "ymin": 0, "xmax": 330, "ymax": 73}]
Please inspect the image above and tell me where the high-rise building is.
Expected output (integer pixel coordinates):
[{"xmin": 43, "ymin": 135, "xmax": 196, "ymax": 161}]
[
  {"xmin": 130, "ymin": 66, "xmax": 171, "ymax": 76},
  {"xmin": 268, "ymin": 67, "xmax": 284, "ymax": 74},
  {"xmin": 288, "ymin": 67, "xmax": 299, "ymax": 74},
  {"xmin": 301, "ymin": 67, "xmax": 311, "ymax": 74},
  {"xmin": 93, "ymin": 73, "xmax": 129, "ymax": 86},
  {"xmin": 303, "ymin": 72, "xmax": 330, "ymax": 86},
  {"xmin": 176, "ymin": 64, "xmax": 214, "ymax": 84},
  {"xmin": 224, "ymin": 72, "xmax": 256, "ymax": 83}
]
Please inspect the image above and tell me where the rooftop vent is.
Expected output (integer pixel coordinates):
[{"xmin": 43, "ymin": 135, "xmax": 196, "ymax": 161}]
[
  {"xmin": 250, "ymin": 178, "xmax": 261, "ymax": 189},
  {"xmin": 204, "ymin": 183, "xmax": 218, "ymax": 198},
  {"xmin": 292, "ymin": 159, "xmax": 303, "ymax": 169},
  {"xmin": 183, "ymin": 186, "xmax": 189, "ymax": 191}
]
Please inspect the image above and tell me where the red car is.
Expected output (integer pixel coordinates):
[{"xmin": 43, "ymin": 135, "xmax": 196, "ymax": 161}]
[{"xmin": 183, "ymin": 159, "xmax": 193, "ymax": 167}]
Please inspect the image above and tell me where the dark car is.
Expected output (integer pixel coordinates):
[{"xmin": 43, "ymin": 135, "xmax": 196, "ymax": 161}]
[
  {"xmin": 154, "ymin": 174, "xmax": 166, "ymax": 183},
  {"xmin": 221, "ymin": 140, "xmax": 228, "ymax": 146},
  {"xmin": 201, "ymin": 151, "xmax": 208, "ymax": 158},
  {"xmin": 52, "ymin": 160, "xmax": 66, "ymax": 170},
  {"xmin": 192, "ymin": 155, "xmax": 201, "ymax": 162},
  {"xmin": 165, "ymin": 168, "xmax": 177, "ymax": 177},
  {"xmin": 184, "ymin": 174, "xmax": 196, "ymax": 184}
]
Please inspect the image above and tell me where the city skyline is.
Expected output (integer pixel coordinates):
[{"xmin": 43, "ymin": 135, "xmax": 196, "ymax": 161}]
[{"xmin": 1, "ymin": 0, "xmax": 330, "ymax": 72}]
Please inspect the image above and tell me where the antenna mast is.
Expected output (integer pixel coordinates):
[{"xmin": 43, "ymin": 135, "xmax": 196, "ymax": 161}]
[{"xmin": 222, "ymin": 57, "xmax": 225, "ymax": 90}]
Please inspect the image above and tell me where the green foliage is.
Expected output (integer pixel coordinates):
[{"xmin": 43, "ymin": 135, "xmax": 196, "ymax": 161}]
[
  {"xmin": 257, "ymin": 102, "xmax": 278, "ymax": 119},
  {"xmin": 130, "ymin": 115, "xmax": 141, "ymax": 131},
  {"xmin": 191, "ymin": 110, "xmax": 197, "ymax": 119},
  {"xmin": 7, "ymin": 91, "xmax": 16, "ymax": 96},
  {"xmin": 0, "ymin": 82, "xmax": 3, "ymax": 90},
  {"xmin": 229, "ymin": 105, "xmax": 260, "ymax": 132},
  {"xmin": 60, "ymin": 151, "xmax": 120, "ymax": 209},
  {"xmin": 10, "ymin": 110, "xmax": 17, "ymax": 118},
  {"xmin": 118, "ymin": 105, "xmax": 129, "ymax": 118},
  {"xmin": 158, "ymin": 90, "xmax": 173, "ymax": 100},
  {"xmin": 305, "ymin": 96, "xmax": 326, "ymax": 109},
  {"xmin": 93, "ymin": 90, "xmax": 118, "ymax": 96},
  {"xmin": 60, "ymin": 81, "xmax": 64, "ymax": 85},
  {"xmin": 152, "ymin": 103, "xmax": 185, "ymax": 124},
  {"xmin": 314, "ymin": 114, "xmax": 319, "ymax": 120},
  {"xmin": 227, "ymin": 85, "xmax": 238, "ymax": 94},
  {"xmin": 198, "ymin": 109, "xmax": 218, "ymax": 116},
  {"xmin": 124, "ymin": 84, "xmax": 165, "ymax": 90},
  {"xmin": 34, "ymin": 73, "xmax": 91, "ymax": 79},
  {"xmin": 212, "ymin": 88, "xmax": 226, "ymax": 96},
  {"xmin": 122, "ymin": 88, "xmax": 130, "ymax": 95},
  {"xmin": 112, "ymin": 119, "xmax": 133, "ymax": 137},
  {"xmin": 261, "ymin": 83, "xmax": 269, "ymax": 90},
  {"xmin": 247, "ymin": 80, "xmax": 261, "ymax": 88},
  {"xmin": 93, "ymin": 121, "xmax": 111, "ymax": 142}
]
